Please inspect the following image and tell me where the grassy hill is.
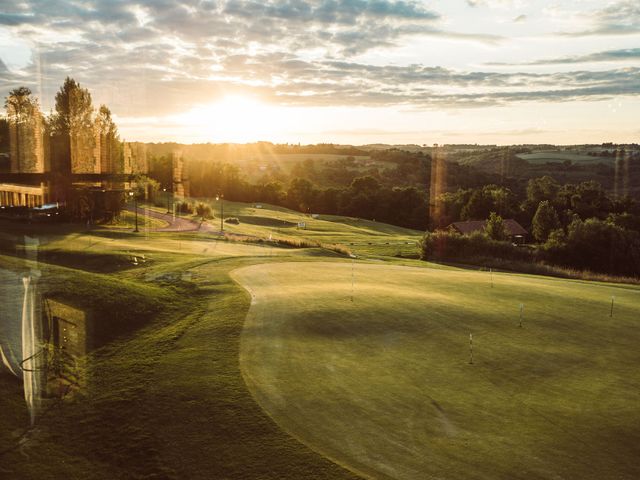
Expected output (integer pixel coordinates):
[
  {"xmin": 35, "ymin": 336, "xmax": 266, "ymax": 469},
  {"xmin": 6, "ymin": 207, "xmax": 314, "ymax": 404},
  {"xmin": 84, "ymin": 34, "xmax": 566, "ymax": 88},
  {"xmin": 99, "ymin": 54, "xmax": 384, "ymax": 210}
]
[
  {"xmin": 234, "ymin": 261, "xmax": 640, "ymax": 480},
  {"xmin": 191, "ymin": 199, "xmax": 423, "ymax": 258}
]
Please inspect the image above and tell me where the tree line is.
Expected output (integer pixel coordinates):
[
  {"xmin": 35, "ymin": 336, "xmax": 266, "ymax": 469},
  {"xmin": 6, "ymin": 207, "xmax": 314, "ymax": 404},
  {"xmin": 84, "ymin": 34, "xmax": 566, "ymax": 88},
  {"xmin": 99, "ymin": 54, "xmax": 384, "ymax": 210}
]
[{"xmin": 424, "ymin": 175, "xmax": 640, "ymax": 277}]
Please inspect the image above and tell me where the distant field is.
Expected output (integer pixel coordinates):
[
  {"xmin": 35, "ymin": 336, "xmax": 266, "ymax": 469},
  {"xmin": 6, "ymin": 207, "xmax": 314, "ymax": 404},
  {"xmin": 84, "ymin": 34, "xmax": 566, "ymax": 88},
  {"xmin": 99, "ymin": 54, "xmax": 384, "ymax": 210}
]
[
  {"xmin": 235, "ymin": 261, "xmax": 640, "ymax": 480},
  {"xmin": 517, "ymin": 151, "xmax": 613, "ymax": 165}
]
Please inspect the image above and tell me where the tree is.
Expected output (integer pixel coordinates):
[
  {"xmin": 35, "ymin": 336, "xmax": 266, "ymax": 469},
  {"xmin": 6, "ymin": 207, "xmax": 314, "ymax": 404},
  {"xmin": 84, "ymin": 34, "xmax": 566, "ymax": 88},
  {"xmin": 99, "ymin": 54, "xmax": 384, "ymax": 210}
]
[
  {"xmin": 95, "ymin": 105, "xmax": 121, "ymax": 173},
  {"xmin": 532, "ymin": 200, "xmax": 561, "ymax": 242},
  {"xmin": 50, "ymin": 77, "xmax": 95, "ymax": 173},
  {"xmin": 4, "ymin": 86, "xmax": 43, "ymax": 172},
  {"xmin": 485, "ymin": 212, "xmax": 508, "ymax": 241},
  {"xmin": 461, "ymin": 188, "xmax": 494, "ymax": 220},
  {"xmin": 544, "ymin": 217, "xmax": 640, "ymax": 276},
  {"xmin": 350, "ymin": 175, "xmax": 381, "ymax": 194},
  {"xmin": 522, "ymin": 176, "xmax": 561, "ymax": 220},
  {"xmin": 132, "ymin": 175, "xmax": 159, "ymax": 201},
  {"xmin": 287, "ymin": 178, "xmax": 316, "ymax": 212}
]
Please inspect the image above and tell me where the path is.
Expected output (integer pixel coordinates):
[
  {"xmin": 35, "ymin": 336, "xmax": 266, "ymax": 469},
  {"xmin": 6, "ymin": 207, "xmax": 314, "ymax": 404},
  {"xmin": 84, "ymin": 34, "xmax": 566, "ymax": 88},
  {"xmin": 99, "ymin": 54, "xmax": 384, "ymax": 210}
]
[{"xmin": 127, "ymin": 206, "xmax": 219, "ymax": 233}]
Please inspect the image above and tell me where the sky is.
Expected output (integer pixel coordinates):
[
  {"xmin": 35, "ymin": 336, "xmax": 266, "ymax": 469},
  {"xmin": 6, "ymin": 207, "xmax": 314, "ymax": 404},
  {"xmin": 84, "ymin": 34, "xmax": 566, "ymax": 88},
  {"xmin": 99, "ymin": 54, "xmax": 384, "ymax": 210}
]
[{"xmin": 0, "ymin": 0, "xmax": 639, "ymax": 145}]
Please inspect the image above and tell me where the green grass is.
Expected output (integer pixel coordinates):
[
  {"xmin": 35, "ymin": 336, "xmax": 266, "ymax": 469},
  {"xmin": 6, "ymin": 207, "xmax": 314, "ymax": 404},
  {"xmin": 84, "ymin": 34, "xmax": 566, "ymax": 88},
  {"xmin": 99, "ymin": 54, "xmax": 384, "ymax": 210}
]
[
  {"xmin": 0, "ymin": 235, "xmax": 358, "ymax": 479},
  {"xmin": 103, "ymin": 209, "xmax": 168, "ymax": 230},
  {"xmin": 191, "ymin": 199, "xmax": 423, "ymax": 258},
  {"xmin": 234, "ymin": 261, "xmax": 640, "ymax": 480}
]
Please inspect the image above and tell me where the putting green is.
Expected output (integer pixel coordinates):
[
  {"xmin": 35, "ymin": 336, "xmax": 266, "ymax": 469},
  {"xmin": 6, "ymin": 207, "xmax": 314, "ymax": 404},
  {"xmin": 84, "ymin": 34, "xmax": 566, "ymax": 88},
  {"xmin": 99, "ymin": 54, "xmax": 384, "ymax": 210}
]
[{"xmin": 232, "ymin": 262, "xmax": 640, "ymax": 480}]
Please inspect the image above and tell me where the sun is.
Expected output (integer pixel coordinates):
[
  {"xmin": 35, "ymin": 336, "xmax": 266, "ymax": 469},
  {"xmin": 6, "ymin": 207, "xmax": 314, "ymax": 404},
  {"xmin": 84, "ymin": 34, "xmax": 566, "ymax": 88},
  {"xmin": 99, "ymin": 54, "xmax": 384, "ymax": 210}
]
[{"xmin": 174, "ymin": 94, "xmax": 295, "ymax": 143}]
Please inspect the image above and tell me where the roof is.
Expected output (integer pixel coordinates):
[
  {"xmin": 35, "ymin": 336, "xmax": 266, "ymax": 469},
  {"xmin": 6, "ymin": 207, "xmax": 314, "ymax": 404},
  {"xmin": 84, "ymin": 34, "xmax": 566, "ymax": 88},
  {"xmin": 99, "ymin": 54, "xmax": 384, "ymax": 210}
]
[{"xmin": 448, "ymin": 219, "xmax": 527, "ymax": 236}]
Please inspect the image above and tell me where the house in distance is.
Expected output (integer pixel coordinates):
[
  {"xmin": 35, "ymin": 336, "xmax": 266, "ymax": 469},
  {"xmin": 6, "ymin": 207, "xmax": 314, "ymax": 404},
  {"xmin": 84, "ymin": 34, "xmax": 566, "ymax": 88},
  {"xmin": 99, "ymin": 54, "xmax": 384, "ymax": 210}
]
[{"xmin": 448, "ymin": 219, "xmax": 528, "ymax": 244}]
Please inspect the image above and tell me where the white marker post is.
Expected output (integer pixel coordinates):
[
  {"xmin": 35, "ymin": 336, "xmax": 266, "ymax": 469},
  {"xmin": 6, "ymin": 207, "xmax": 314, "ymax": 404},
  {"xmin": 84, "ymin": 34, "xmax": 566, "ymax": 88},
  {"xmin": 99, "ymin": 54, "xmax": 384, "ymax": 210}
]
[
  {"xmin": 519, "ymin": 303, "xmax": 524, "ymax": 328},
  {"xmin": 351, "ymin": 257, "xmax": 355, "ymax": 302},
  {"xmin": 469, "ymin": 334, "xmax": 474, "ymax": 364},
  {"xmin": 610, "ymin": 296, "xmax": 615, "ymax": 317}
]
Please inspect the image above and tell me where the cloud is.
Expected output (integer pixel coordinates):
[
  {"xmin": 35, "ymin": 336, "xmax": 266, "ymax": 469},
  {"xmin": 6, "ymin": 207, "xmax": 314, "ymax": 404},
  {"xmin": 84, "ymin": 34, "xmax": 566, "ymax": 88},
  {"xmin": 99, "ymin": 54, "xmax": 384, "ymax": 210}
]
[
  {"xmin": 488, "ymin": 48, "xmax": 640, "ymax": 66},
  {"xmin": 513, "ymin": 14, "xmax": 526, "ymax": 23},
  {"xmin": 558, "ymin": 0, "xmax": 640, "ymax": 36},
  {"xmin": 465, "ymin": 0, "xmax": 519, "ymax": 8},
  {"xmin": 0, "ymin": 0, "xmax": 638, "ymax": 119}
]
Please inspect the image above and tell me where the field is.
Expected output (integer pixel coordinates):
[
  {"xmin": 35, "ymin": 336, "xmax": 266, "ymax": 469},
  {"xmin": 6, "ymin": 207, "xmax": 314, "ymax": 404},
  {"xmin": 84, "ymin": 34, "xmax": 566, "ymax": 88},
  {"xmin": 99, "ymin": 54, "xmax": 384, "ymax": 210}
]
[
  {"xmin": 234, "ymin": 262, "xmax": 640, "ymax": 479},
  {"xmin": 517, "ymin": 151, "xmax": 613, "ymax": 165},
  {"xmin": 2, "ymin": 201, "xmax": 640, "ymax": 479}
]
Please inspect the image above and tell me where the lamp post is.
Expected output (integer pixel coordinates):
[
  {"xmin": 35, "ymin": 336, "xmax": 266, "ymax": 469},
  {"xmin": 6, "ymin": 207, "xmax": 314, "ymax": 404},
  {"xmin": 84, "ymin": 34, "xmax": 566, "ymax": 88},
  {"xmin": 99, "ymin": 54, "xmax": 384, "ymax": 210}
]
[
  {"xmin": 163, "ymin": 187, "xmax": 171, "ymax": 213},
  {"xmin": 129, "ymin": 191, "xmax": 139, "ymax": 232},
  {"xmin": 216, "ymin": 193, "xmax": 224, "ymax": 232}
]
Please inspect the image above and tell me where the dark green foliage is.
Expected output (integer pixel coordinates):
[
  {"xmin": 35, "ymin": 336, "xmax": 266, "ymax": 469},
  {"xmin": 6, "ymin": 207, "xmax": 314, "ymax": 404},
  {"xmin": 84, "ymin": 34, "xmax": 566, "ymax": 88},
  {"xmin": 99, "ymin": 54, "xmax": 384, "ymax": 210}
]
[
  {"xmin": 544, "ymin": 217, "xmax": 640, "ymax": 277},
  {"xmin": 422, "ymin": 216, "xmax": 640, "ymax": 278},
  {"xmin": 195, "ymin": 202, "xmax": 213, "ymax": 219},
  {"xmin": 421, "ymin": 230, "xmax": 531, "ymax": 264},
  {"xmin": 484, "ymin": 212, "xmax": 509, "ymax": 241},
  {"xmin": 175, "ymin": 201, "xmax": 194, "ymax": 214},
  {"xmin": 532, "ymin": 200, "xmax": 561, "ymax": 242}
]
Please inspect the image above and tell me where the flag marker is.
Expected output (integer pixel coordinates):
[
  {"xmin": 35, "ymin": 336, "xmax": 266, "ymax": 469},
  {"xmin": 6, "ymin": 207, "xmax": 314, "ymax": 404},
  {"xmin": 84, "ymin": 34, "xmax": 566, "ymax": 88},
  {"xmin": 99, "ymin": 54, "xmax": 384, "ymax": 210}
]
[{"xmin": 610, "ymin": 296, "xmax": 615, "ymax": 317}]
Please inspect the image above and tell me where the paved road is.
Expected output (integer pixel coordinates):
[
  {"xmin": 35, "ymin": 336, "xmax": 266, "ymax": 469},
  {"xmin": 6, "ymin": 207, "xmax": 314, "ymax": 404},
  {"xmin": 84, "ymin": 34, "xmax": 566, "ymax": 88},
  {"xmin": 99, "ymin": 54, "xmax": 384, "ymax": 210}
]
[{"xmin": 127, "ymin": 206, "xmax": 219, "ymax": 233}]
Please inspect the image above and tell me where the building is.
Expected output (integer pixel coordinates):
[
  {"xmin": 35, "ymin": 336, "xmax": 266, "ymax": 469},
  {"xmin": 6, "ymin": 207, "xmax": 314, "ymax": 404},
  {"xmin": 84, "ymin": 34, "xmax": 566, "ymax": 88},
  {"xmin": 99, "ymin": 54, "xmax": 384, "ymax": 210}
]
[
  {"xmin": 171, "ymin": 151, "xmax": 190, "ymax": 199},
  {"xmin": 448, "ymin": 219, "xmax": 528, "ymax": 243},
  {"xmin": 0, "ymin": 123, "xmax": 148, "ymax": 209}
]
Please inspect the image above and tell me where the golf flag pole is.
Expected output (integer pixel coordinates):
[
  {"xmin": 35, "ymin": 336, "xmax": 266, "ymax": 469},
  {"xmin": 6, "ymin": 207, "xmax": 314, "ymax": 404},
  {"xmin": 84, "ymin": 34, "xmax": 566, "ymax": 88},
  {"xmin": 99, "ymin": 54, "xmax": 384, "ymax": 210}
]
[
  {"xmin": 351, "ymin": 257, "xmax": 355, "ymax": 302},
  {"xmin": 610, "ymin": 296, "xmax": 615, "ymax": 317},
  {"xmin": 519, "ymin": 303, "xmax": 524, "ymax": 328},
  {"xmin": 490, "ymin": 268, "xmax": 493, "ymax": 288},
  {"xmin": 469, "ymin": 334, "xmax": 473, "ymax": 364}
]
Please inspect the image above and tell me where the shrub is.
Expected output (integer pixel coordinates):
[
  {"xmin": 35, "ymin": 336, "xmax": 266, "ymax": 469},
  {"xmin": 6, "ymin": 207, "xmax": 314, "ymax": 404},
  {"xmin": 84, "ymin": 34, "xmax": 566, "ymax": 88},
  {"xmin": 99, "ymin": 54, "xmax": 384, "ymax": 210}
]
[
  {"xmin": 175, "ymin": 201, "xmax": 194, "ymax": 214},
  {"xmin": 421, "ymin": 230, "xmax": 532, "ymax": 264},
  {"xmin": 224, "ymin": 217, "xmax": 240, "ymax": 225},
  {"xmin": 195, "ymin": 202, "xmax": 213, "ymax": 219},
  {"xmin": 543, "ymin": 217, "xmax": 640, "ymax": 277}
]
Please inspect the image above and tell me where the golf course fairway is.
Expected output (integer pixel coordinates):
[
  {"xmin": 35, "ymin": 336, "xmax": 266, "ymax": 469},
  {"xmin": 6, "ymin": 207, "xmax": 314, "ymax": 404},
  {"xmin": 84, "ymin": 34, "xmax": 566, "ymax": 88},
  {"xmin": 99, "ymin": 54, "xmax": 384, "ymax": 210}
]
[{"xmin": 232, "ymin": 262, "xmax": 640, "ymax": 480}]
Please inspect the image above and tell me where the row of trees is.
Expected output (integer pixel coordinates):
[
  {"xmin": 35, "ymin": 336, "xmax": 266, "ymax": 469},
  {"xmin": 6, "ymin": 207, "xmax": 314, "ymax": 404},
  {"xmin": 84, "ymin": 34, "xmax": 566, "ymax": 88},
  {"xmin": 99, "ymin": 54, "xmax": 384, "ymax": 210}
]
[
  {"xmin": 422, "ymin": 213, "xmax": 640, "ymax": 278},
  {"xmin": 148, "ymin": 155, "xmax": 429, "ymax": 229},
  {"xmin": 422, "ymin": 173, "xmax": 640, "ymax": 277},
  {"xmin": 433, "ymin": 176, "xmax": 637, "ymax": 237}
]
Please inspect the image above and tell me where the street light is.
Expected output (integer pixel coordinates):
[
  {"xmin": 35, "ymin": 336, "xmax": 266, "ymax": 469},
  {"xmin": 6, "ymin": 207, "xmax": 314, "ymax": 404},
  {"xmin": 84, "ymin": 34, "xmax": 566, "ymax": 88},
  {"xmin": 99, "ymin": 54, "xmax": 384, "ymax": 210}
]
[
  {"xmin": 129, "ymin": 191, "xmax": 139, "ymax": 232},
  {"xmin": 216, "ymin": 193, "xmax": 224, "ymax": 232},
  {"xmin": 163, "ymin": 187, "xmax": 171, "ymax": 213}
]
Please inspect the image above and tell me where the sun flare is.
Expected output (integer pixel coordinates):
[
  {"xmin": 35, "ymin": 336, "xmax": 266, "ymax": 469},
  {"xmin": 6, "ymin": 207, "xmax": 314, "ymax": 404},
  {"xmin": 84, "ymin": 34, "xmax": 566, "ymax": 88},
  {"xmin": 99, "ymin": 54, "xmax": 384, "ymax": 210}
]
[{"xmin": 174, "ymin": 94, "xmax": 296, "ymax": 143}]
